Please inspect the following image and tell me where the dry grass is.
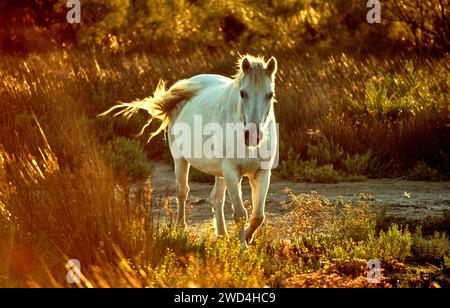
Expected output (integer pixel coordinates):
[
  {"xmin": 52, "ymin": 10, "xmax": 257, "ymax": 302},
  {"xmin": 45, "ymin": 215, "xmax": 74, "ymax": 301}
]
[{"xmin": 0, "ymin": 49, "xmax": 448, "ymax": 288}]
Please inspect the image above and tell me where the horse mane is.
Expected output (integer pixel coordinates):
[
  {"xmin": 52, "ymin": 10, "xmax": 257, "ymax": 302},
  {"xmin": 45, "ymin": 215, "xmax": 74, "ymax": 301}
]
[
  {"xmin": 233, "ymin": 55, "xmax": 272, "ymax": 89},
  {"xmin": 99, "ymin": 79, "xmax": 201, "ymax": 141}
]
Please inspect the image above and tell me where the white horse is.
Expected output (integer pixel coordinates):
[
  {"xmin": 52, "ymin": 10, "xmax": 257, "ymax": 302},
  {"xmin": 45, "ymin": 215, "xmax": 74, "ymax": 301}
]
[{"xmin": 101, "ymin": 55, "xmax": 278, "ymax": 248}]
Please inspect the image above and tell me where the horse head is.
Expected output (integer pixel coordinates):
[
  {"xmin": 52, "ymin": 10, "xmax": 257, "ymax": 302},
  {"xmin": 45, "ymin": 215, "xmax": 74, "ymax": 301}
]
[{"xmin": 238, "ymin": 55, "xmax": 277, "ymax": 147}]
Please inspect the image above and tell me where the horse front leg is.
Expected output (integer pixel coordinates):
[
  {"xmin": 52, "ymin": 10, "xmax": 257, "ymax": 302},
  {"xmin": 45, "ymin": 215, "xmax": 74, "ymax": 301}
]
[
  {"xmin": 222, "ymin": 162, "xmax": 248, "ymax": 249},
  {"xmin": 245, "ymin": 169, "xmax": 270, "ymax": 244},
  {"xmin": 210, "ymin": 176, "xmax": 227, "ymax": 237},
  {"xmin": 174, "ymin": 158, "xmax": 190, "ymax": 229}
]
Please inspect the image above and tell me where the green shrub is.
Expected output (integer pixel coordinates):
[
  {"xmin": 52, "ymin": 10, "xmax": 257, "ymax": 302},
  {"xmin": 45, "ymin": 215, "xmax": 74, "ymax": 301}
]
[
  {"xmin": 406, "ymin": 161, "xmax": 441, "ymax": 181},
  {"xmin": 376, "ymin": 208, "xmax": 450, "ymax": 238},
  {"xmin": 307, "ymin": 135, "xmax": 344, "ymax": 166},
  {"xmin": 343, "ymin": 151, "xmax": 373, "ymax": 176},
  {"xmin": 277, "ymin": 149, "xmax": 341, "ymax": 183},
  {"xmin": 149, "ymin": 233, "xmax": 266, "ymax": 288},
  {"xmin": 334, "ymin": 197, "xmax": 376, "ymax": 242},
  {"xmin": 329, "ymin": 224, "xmax": 411, "ymax": 262},
  {"xmin": 104, "ymin": 137, "xmax": 152, "ymax": 180},
  {"xmin": 300, "ymin": 160, "xmax": 341, "ymax": 183},
  {"xmin": 412, "ymin": 227, "xmax": 448, "ymax": 263},
  {"xmin": 150, "ymin": 225, "xmax": 205, "ymax": 264},
  {"xmin": 444, "ymin": 255, "xmax": 450, "ymax": 273},
  {"xmin": 349, "ymin": 61, "xmax": 448, "ymax": 123},
  {"xmin": 377, "ymin": 224, "xmax": 412, "ymax": 262},
  {"xmin": 276, "ymin": 147, "xmax": 303, "ymax": 179},
  {"xmin": 278, "ymin": 138, "xmax": 373, "ymax": 182}
]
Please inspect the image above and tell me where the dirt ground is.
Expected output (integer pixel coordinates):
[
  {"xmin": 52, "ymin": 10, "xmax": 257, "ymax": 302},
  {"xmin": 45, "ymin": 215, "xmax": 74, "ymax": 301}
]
[{"xmin": 143, "ymin": 161, "xmax": 450, "ymax": 230}]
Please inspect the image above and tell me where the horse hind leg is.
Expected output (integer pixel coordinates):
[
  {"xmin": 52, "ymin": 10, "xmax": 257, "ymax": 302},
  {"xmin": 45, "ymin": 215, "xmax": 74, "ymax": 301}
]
[
  {"xmin": 210, "ymin": 176, "xmax": 227, "ymax": 237},
  {"xmin": 174, "ymin": 158, "xmax": 190, "ymax": 229}
]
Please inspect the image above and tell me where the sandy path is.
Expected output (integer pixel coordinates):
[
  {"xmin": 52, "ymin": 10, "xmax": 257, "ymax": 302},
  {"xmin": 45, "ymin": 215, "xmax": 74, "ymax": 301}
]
[{"xmin": 144, "ymin": 161, "xmax": 450, "ymax": 229}]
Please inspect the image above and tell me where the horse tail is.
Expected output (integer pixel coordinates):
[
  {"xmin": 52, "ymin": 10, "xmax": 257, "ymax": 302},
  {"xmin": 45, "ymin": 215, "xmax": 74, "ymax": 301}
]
[{"xmin": 99, "ymin": 79, "xmax": 201, "ymax": 141}]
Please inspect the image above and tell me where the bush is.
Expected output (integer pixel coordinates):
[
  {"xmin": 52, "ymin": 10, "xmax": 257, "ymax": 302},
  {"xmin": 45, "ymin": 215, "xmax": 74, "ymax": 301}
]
[
  {"xmin": 348, "ymin": 61, "xmax": 448, "ymax": 123},
  {"xmin": 406, "ymin": 161, "xmax": 441, "ymax": 181},
  {"xmin": 343, "ymin": 151, "xmax": 373, "ymax": 176},
  {"xmin": 299, "ymin": 160, "xmax": 341, "ymax": 183},
  {"xmin": 307, "ymin": 135, "xmax": 344, "ymax": 167},
  {"xmin": 444, "ymin": 255, "xmax": 450, "ymax": 273},
  {"xmin": 330, "ymin": 224, "xmax": 412, "ymax": 262},
  {"xmin": 276, "ymin": 147, "xmax": 302, "ymax": 179},
  {"xmin": 278, "ymin": 191, "xmax": 375, "ymax": 242},
  {"xmin": 384, "ymin": 0, "xmax": 450, "ymax": 51},
  {"xmin": 412, "ymin": 227, "xmax": 448, "ymax": 263},
  {"xmin": 277, "ymin": 149, "xmax": 341, "ymax": 183},
  {"xmin": 334, "ymin": 197, "xmax": 376, "ymax": 242},
  {"xmin": 104, "ymin": 137, "xmax": 152, "ymax": 180},
  {"xmin": 148, "ymin": 231, "xmax": 266, "ymax": 288},
  {"xmin": 277, "ymin": 136, "xmax": 375, "ymax": 181},
  {"xmin": 376, "ymin": 224, "xmax": 412, "ymax": 262}
]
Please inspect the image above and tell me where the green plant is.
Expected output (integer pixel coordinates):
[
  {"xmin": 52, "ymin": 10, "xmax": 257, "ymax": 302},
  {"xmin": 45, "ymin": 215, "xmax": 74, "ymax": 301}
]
[
  {"xmin": 349, "ymin": 60, "xmax": 448, "ymax": 123},
  {"xmin": 104, "ymin": 137, "xmax": 152, "ymax": 180},
  {"xmin": 376, "ymin": 224, "xmax": 412, "ymax": 262},
  {"xmin": 277, "ymin": 149, "xmax": 341, "ymax": 183},
  {"xmin": 444, "ymin": 255, "xmax": 450, "ymax": 273},
  {"xmin": 412, "ymin": 227, "xmax": 448, "ymax": 263},
  {"xmin": 343, "ymin": 151, "xmax": 373, "ymax": 176},
  {"xmin": 334, "ymin": 197, "xmax": 376, "ymax": 242},
  {"xmin": 276, "ymin": 147, "xmax": 303, "ymax": 179},
  {"xmin": 406, "ymin": 161, "xmax": 441, "ymax": 181},
  {"xmin": 307, "ymin": 134, "xmax": 344, "ymax": 166},
  {"xmin": 299, "ymin": 160, "xmax": 341, "ymax": 183},
  {"xmin": 330, "ymin": 224, "xmax": 412, "ymax": 262},
  {"xmin": 1, "ymin": 26, "xmax": 450, "ymax": 288}
]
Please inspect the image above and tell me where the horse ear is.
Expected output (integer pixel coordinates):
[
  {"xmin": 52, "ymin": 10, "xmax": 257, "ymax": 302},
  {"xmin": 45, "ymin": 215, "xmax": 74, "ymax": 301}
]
[
  {"xmin": 241, "ymin": 57, "xmax": 252, "ymax": 74},
  {"xmin": 266, "ymin": 57, "xmax": 277, "ymax": 76}
]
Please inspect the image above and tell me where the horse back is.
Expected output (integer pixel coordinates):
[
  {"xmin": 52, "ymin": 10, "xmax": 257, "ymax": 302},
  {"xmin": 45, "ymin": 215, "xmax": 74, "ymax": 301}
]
[{"xmin": 187, "ymin": 74, "xmax": 233, "ymax": 89}]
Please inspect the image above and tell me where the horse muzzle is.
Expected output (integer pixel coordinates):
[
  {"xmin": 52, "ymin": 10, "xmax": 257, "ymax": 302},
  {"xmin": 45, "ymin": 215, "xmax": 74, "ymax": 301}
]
[{"xmin": 244, "ymin": 124, "xmax": 263, "ymax": 147}]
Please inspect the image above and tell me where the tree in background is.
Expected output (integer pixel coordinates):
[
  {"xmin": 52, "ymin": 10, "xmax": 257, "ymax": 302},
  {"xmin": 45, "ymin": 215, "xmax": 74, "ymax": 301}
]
[
  {"xmin": 384, "ymin": 0, "xmax": 450, "ymax": 51},
  {"xmin": 0, "ymin": 0, "xmax": 448, "ymax": 53}
]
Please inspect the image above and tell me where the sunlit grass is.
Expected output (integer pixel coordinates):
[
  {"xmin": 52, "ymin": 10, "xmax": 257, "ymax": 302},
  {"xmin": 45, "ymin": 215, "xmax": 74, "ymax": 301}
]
[{"xmin": 0, "ymin": 49, "xmax": 448, "ymax": 287}]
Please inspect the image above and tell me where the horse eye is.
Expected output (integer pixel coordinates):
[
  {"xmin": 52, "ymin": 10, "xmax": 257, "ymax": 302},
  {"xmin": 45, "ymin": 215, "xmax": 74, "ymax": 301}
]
[
  {"xmin": 240, "ymin": 90, "xmax": 247, "ymax": 99},
  {"xmin": 267, "ymin": 92, "xmax": 274, "ymax": 100}
]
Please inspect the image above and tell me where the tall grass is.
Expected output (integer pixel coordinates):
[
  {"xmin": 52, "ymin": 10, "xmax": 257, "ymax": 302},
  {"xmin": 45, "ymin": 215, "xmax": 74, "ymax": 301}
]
[
  {"xmin": 4, "ymin": 49, "xmax": 446, "ymax": 180},
  {"xmin": 276, "ymin": 53, "xmax": 449, "ymax": 180},
  {"xmin": 0, "ymin": 55, "xmax": 151, "ymax": 286},
  {"xmin": 0, "ymin": 49, "xmax": 449, "ymax": 287}
]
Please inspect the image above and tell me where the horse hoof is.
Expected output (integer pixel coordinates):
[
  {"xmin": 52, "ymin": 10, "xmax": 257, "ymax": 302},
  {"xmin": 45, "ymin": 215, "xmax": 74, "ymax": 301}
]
[{"xmin": 244, "ymin": 228, "xmax": 254, "ymax": 245}]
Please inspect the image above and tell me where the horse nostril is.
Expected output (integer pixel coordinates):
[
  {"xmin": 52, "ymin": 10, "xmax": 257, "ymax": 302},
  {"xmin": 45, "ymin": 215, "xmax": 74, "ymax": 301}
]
[
  {"xmin": 244, "ymin": 126, "xmax": 263, "ymax": 146},
  {"xmin": 257, "ymin": 130, "xmax": 263, "ymax": 142}
]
